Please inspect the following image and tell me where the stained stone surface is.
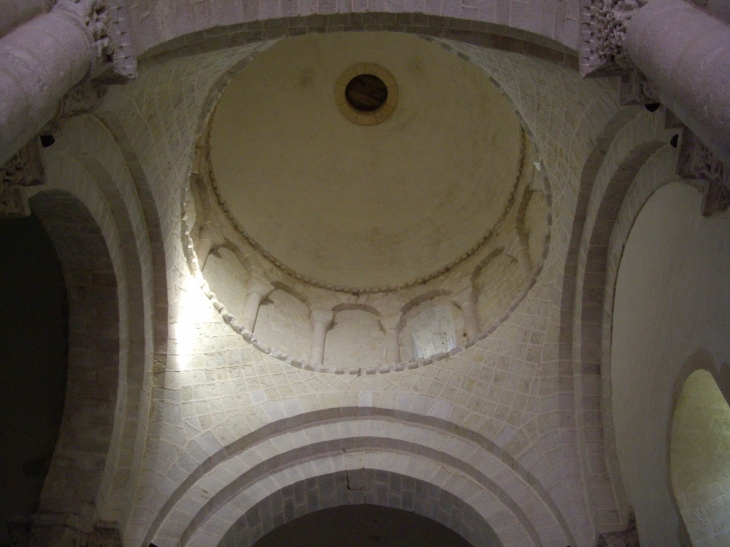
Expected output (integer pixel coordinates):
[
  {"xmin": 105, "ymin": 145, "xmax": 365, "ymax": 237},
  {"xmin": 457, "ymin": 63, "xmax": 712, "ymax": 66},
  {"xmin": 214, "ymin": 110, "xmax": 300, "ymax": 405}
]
[{"xmin": 210, "ymin": 32, "xmax": 523, "ymax": 290}]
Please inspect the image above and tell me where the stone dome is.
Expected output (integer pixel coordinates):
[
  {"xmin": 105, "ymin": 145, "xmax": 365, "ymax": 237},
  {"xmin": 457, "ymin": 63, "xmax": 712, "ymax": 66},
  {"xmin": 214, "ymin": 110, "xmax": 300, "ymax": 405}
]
[
  {"xmin": 187, "ymin": 32, "xmax": 549, "ymax": 374},
  {"xmin": 209, "ymin": 32, "xmax": 525, "ymax": 291}
]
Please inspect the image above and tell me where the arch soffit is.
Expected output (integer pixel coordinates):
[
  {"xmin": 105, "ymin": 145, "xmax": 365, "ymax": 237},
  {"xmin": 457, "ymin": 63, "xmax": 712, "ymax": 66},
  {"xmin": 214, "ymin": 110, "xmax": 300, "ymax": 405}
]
[
  {"xmin": 187, "ymin": 449, "xmax": 534, "ymax": 547},
  {"xmin": 92, "ymin": 107, "xmax": 170, "ymax": 347},
  {"xmin": 400, "ymin": 289, "xmax": 452, "ymax": 316},
  {"xmin": 270, "ymin": 281, "xmax": 311, "ymax": 308},
  {"xmin": 25, "ymin": 185, "xmax": 120, "ymax": 529},
  {"xmin": 332, "ymin": 302, "xmax": 381, "ymax": 317},
  {"xmin": 565, "ymin": 106, "xmax": 690, "ymax": 534},
  {"xmin": 32, "ymin": 115, "xmax": 161, "ymax": 522},
  {"xmin": 138, "ymin": 12, "xmax": 579, "ymax": 65},
  {"xmin": 598, "ymin": 147, "xmax": 690, "ymax": 515},
  {"xmin": 471, "ymin": 247, "xmax": 508, "ymax": 283},
  {"xmin": 217, "ymin": 469, "xmax": 501, "ymax": 547},
  {"xmin": 146, "ymin": 409, "xmax": 575, "ymax": 547},
  {"xmin": 218, "ymin": 238, "xmax": 256, "ymax": 273}
]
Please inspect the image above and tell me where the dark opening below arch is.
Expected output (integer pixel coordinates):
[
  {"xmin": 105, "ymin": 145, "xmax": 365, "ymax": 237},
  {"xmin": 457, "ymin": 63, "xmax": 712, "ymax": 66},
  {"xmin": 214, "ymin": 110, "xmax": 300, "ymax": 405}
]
[
  {"xmin": 0, "ymin": 212, "xmax": 68, "ymax": 544},
  {"xmin": 251, "ymin": 504, "xmax": 475, "ymax": 547}
]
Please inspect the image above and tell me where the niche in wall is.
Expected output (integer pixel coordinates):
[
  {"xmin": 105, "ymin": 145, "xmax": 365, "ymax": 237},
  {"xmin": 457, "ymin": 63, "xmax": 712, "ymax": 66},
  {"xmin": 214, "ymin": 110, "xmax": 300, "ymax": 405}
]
[
  {"xmin": 203, "ymin": 247, "xmax": 250, "ymax": 319},
  {"xmin": 0, "ymin": 213, "xmax": 67, "ymax": 544},
  {"xmin": 324, "ymin": 308, "xmax": 385, "ymax": 368},
  {"xmin": 254, "ymin": 288, "xmax": 311, "ymax": 361},
  {"xmin": 402, "ymin": 299, "xmax": 457, "ymax": 360},
  {"xmin": 671, "ymin": 369, "xmax": 730, "ymax": 547}
]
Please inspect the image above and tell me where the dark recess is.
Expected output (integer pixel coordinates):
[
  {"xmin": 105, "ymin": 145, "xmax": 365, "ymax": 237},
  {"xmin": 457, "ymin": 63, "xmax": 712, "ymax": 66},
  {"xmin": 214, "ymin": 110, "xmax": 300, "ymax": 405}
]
[
  {"xmin": 0, "ymin": 213, "xmax": 68, "ymax": 546},
  {"xmin": 346, "ymin": 74, "xmax": 388, "ymax": 112}
]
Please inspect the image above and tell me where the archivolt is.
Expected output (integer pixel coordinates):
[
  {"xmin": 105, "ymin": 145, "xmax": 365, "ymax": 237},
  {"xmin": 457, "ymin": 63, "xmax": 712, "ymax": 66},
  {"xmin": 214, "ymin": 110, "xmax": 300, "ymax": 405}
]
[
  {"xmin": 563, "ymin": 105, "xmax": 689, "ymax": 535},
  {"xmin": 31, "ymin": 114, "xmax": 161, "ymax": 525},
  {"xmin": 146, "ymin": 409, "xmax": 574, "ymax": 547},
  {"xmin": 217, "ymin": 469, "xmax": 500, "ymax": 547}
]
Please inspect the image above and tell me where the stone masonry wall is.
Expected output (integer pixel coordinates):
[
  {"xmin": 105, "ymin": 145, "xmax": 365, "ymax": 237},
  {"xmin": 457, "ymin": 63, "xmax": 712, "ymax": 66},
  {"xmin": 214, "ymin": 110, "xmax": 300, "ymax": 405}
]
[
  {"xmin": 126, "ymin": 0, "xmax": 581, "ymax": 57},
  {"xmin": 219, "ymin": 469, "xmax": 500, "ymax": 547},
  {"xmin": 92, "ymin": 31, "xmax": 622, "ymax": 547}
]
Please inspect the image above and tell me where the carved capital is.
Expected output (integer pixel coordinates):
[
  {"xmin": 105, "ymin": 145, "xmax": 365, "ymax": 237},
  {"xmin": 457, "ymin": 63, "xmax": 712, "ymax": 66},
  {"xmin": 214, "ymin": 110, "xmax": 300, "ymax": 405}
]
[
  {"xmin": 53, "ymin": 0, "xmax": 110, "ymax": 72},
  {"xmin": 677, "ymin": 130, "xmax": 730, "ymax": 216},
  {"xmin": 1, "ymin": 142, "xmax": 44, "ymax": 218},
  {"xmin": 58, "ymin": 80, "xmax": 108, "ymax": 120},
  {"xmin": 53, "ymin": 0, "xmax": 136, "ymax": 82},
  {"xmin": 380, "ymin": 314, "xmax": 403, "ymax": 332},
  {"xmin": 580, "ymin": 0, "xmax": 647, "ymax": 77},
  {"xmin": 619, "ymin": 69, "xmax": 659, "ymax": 106},
  {"xmin": 245, "ymin": 277, "xmax": 275, "ymax": 300},
  {"xmin": 452, "ymin": 284, "xmax": 477, "ymax": 308},
  {"xmin": 596, "ymin": 512, "xmax": 639, "ymax": 546},
  {"xmin": 310, "ymin": 308, "xmax": 334, "ymax": 328}
]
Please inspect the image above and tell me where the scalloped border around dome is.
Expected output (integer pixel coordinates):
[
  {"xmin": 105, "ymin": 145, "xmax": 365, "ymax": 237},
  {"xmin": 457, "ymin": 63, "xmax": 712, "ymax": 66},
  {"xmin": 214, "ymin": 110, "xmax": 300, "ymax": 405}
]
[
  {"xmin": 180, "ymin": 37, "xmax": 552, "ymax": 374},
  {"xmin": 181, "ymin": 175, "xmax": 552, "ymax": 375}
]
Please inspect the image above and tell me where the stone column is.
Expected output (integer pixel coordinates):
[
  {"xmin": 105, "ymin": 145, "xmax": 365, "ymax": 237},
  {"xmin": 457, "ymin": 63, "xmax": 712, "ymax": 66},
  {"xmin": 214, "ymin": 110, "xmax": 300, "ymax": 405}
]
[
  {"xmin": 453, "ymin": 286, "xmax": 480, "ymax": 342},
  {"xmin": 0, "ymin": 2, "xmax": 93, "ymax": 164},
  {"xmin": 381, "ymin": 315, "xmax": 402, "ymax": 365},
  {"xmin": 241, "ymin": 278, "xmax": 274, "ymax": 332},
  {"xmin": 0, "ymin": 0, "xmax": 135, "ymax": 166},
  {"xmin": 624, "ymin": 0, "xmax": 730, "ymax": 165},
  {"xmin": 0, "ymin": 0, "xmax": 46, "ymax": 39},
  {"xmin": 309, "ymin": 308, "xmax": 334, "ymax": 365}
]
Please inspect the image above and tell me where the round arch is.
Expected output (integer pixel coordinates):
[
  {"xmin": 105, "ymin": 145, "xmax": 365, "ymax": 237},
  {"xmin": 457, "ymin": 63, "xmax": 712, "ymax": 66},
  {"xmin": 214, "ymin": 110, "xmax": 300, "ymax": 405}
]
[
  {"xmin": 552, "ymin": 94, "xmax": 718, "ymax": 541},
  {"xmin": 610, "ymin": 181, "xmax": 730, "ymax": 546},
  {"xmin": 218, "ymin": 469, "xmax": 501, "ymax": 547},
  {"xmin": 28, "ymin": 189, "xmax": 120, "ymax": 544},
  {"xmin": 20, "ymin": 111, "xmax": 163, "ymax": 539},
  {"xmin": 146, "ymin": 410, "xmax": 574, "ymax": 547}
]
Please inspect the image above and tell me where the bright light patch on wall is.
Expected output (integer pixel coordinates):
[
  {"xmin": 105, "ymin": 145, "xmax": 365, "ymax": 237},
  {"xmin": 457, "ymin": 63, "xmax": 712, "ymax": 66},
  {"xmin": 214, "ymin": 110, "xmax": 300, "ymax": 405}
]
[
  {"xmin": 671, "ymin": 369, "xmax": 730, "ymax": 546},
  {"xmin": 173, "ymin": 274, "xmax": 207, "ymax": 371}
]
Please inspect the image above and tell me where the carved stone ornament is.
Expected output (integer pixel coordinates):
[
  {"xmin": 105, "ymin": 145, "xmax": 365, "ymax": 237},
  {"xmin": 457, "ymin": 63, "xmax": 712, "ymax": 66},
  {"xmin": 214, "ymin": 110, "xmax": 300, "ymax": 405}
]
[
  {"xmin": 0, "ymin": 142, "xmax": 44, "ymax": 218},
  {"xmin": 619, "ymin": 69, "xmax": 659, "ymax": 105},
  {"xmin": 58, "ymin": 80, "xmax": 108, "ymax": 119},
  {"xmin": 596, "ymin": 511, "xmax": 640, "ymax": 547},
  {"xmin": 53, "ymin": 0, "xmax": 110, "ymax": 72},
  {"xmin": 677, "ymin": 130, "xmax": 730, "ymax": 216},
  {"xmin": 53, "ymin": 0, "xmax": 137, "ymax": 82},
  {"xmin": 580, "ymin": 0, "xmax": 647, "ymax": 77}
]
